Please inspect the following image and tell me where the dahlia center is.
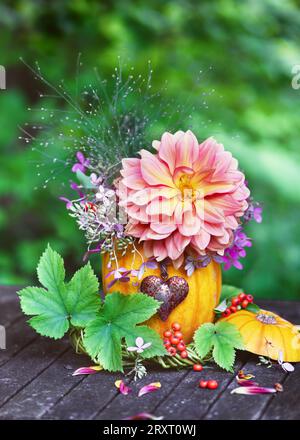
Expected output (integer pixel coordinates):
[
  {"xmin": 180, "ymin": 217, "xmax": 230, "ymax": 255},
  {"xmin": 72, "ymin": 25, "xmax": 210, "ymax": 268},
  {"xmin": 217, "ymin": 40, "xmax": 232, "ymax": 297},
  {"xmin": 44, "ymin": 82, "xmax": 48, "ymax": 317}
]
[{"xmin": 177, "ymin": 174, "xmax": 199, "ymax": 201}]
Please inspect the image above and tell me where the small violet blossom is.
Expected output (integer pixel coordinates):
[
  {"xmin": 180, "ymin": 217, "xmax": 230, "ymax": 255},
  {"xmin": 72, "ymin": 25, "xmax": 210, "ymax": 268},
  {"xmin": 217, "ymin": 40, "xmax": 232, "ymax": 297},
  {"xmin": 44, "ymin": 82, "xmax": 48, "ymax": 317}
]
[
  {"xmin": 72, "ymin": 151, "xmax": 90, "ymax": 174},
  {"xmin": 127, "ymin": 337, "xmax": 152, "ymax": 354},
  {"xmin": 105, "ymin": 267, "xmax": 131, "ymax": 289},
  {"xmin": 132, "ymin": 259, "xmax": 158, "ymax": 280},
  {"xmin": 185, "ymin": 254, "xmax": 223, "ymax": 276},
  {"xmin": 244, "ymin": 202, "xmax": 263, "ymax": 224},
  {"xmin": 90, "ymin": 172, "xmax": 103, "ymax": 186},
  {"xmin": 222, "ymin": 227, "xmax": 252, "ymax": 270}
]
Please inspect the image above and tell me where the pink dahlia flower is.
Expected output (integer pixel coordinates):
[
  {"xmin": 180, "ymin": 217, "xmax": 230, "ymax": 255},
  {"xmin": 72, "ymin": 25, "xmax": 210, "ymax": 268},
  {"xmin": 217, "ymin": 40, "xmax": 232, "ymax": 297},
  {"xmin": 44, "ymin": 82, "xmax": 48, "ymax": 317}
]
[{"xmin": 118, "ymin": 130, "xmax": 250, "ymax": 268}]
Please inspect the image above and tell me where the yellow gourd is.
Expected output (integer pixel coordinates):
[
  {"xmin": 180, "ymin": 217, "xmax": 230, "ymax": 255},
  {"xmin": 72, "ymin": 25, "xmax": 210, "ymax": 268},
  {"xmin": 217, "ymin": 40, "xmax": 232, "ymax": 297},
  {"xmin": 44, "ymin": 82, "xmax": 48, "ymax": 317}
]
[
  {"xmin": 102, "ymin": 246, "xmax": 222, "ymax": 343},
  {"xmin": 221, "ymin": 309, "xmax": 300, "ymax": 362}
]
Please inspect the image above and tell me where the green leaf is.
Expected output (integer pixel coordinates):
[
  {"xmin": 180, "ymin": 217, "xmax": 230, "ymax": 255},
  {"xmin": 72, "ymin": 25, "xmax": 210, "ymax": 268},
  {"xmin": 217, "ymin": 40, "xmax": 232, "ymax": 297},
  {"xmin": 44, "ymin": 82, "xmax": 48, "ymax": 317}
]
[
  {"xmin": 246, "ymin": 303, "xmax": 260, "ymax": 314},
  {"xmin": 18, "ymin": 245, "xmax": 100, "ymax": 339},
  {"xmin": 220, "ymin": 285, "xmax": 242, "ymax": 302},
  {"xmin": 213, "ymin": 342, "xmax": 235, "ymax": 372},
  {"xmin": 193, "ymin": 323, "xmax": 215, "ymax": 358},
  {"xmin": 83, "ymin": 292, "xmax": 164, "ymax": 372},
  {"xmin": 194, "ymin": 321, "xmax": 244, "ymax": 371}
]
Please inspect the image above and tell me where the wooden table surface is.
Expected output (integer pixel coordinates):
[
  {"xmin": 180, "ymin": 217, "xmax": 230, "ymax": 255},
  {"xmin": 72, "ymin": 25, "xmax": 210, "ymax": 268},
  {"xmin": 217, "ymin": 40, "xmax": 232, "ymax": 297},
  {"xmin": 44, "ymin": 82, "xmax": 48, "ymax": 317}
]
[{"xmin": 0, "ymin": 286, "xmax": 299, "ymax": 420}]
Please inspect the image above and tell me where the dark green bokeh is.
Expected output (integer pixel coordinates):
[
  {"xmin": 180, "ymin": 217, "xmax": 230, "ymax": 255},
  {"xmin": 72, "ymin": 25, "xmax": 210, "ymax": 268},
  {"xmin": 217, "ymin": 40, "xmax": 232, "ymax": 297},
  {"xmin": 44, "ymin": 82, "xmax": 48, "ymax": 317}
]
[{"xmin": 1, "ymin": 0, "xmax": 300, "ymax": 299}]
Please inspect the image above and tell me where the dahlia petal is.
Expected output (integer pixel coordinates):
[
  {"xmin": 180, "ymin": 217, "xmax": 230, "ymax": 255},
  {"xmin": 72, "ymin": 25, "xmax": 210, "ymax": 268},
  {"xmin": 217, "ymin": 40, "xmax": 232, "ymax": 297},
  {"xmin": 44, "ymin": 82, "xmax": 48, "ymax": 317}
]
[
  {"xmin": 158, "ymin": 132, "xmax": 177, "ymax": 174},
  {"xmin": 175, "ymin": 130, "xmax": 199, "ymax": 169},
  {"xmin": 191, "ymin": 230, "xmax": 211, "ymax": 251},
  {"xmin": 150, "ymin": 222, "xmax": 177, "ymax": 235},
  {"xmin": 153, "ymin": 241, "xmax": 168, "ymax": 261},
  {"xmin": 140, "ymin": 149, "xmax": 175, "ymax": 187},
  {"xmin": 178, "ymin": 211, "xmax": 201, "ymax": 236}
]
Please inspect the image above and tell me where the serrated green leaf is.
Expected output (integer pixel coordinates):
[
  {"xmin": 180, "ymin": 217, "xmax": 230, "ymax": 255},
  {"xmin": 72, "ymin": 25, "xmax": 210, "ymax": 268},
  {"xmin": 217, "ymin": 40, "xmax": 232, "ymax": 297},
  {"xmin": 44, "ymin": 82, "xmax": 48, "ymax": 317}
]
[
  {"xmin": 213, "ymin": 342, "xmax": 235, "ymax": 372},
  {"xmin": 220, "ymin": 285, "xmax": 243, "ymax": 302},
  {"xmin": 193, "ymin": 323, "xmax": 215, "ymax": 358},
  {"xmin": 83, "ymin": 292, "xmax": 163, "ymax": 372},
  {"xmin": 215, "ymin": 321, "xmax": 245, "ymax": 350},
  {"xmin": 66, "ymin": 262, "xmax": 100, "ymax": 327},
  {"xmin": 37, "ymin": 244, "xmax": 65, "ymax": 293},
  {"xmin": 194, "ymin": 321, "xmax": 244, "ymax": 371},
  {"xmin": 18, "ymin": 245, "xmax": 100, "ymax": 339}
]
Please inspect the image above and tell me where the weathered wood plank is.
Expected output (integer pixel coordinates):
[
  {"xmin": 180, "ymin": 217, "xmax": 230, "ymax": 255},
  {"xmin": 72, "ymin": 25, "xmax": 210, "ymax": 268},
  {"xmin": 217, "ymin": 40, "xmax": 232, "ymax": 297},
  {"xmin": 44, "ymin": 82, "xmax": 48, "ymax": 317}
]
[
  {"xmin": 261, "ymin": 365, "xmax": 300, "ymax": 420},
  {"xmin": 94, "ymin": 368, "xmax": 188, "ymax": 420},
  {"xmin": 0, "ymin": 336, "xmax": 68, "ymax": 408},
  {"xmin": 151, "ymin": 353, "xmax": 249, "ymax": 420},
  {"xmin": 0, "ymin": 316, "xmax": 38, "ymax": 367},
  {"xmin": 0, "ymin": 349, "xmax": 90, "ymax": 420},
  {"xmin": 203, "ymin": 354, "xmax": 287, "ymax": 420},
  {"xmin": 42, "ymin": 370, "xmax": 124, "ymax": 420},
  {"xmin": 0, "ymin": 286, "xmax": 23, "ymax": 326}
]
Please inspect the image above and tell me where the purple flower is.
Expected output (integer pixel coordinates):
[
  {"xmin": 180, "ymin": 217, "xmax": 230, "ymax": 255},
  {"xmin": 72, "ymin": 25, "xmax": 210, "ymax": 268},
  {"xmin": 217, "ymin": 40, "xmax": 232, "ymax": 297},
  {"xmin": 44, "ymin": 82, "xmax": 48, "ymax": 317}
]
[
  {"xmin": 72, "ymin": 151, "xmax": 90, "ymax": 174},
  {"xmin": 132, "ymin": 259, "xmax": 158, "ymax": 280},
  {"xmin": 184, "ymin": 254, "xmax": 223, "ymax": 276},
  {"xmin": 244, "ymin": 202, "xmax": 263, "ymax": 224},
  {"xmin": 106, "ymin": 267, "xmax": 132, "ymax": 289},
  {"xmin": 90, "ymin": 173, "xmax": 103, "ymax": 186},
  {"xmin": 70, "ymin": 181, "xmax": 85, "ymax": 199},
  {"xmin": 59, "ymin": 196, "xmax": 73, "ymax": 209},
  {"xmin": 222, "ymin": 227, "xmax": 252, "ymax": 270}
]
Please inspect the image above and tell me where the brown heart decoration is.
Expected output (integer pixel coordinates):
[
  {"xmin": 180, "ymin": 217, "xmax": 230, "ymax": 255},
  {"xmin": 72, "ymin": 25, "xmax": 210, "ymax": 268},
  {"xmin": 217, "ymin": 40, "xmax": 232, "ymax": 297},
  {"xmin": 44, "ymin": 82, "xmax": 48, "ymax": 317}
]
[{"xmin": 140, "ymin": 275, "xmax": 189, "ymax": 321}]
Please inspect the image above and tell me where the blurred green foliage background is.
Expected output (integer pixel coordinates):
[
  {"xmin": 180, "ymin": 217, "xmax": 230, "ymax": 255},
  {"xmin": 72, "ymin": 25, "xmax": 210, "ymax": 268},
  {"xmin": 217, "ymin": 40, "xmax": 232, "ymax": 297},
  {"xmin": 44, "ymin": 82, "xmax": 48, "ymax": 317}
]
[{"xmin": 1, "ymin": 0, "xmax": 300, "ymax": 299}]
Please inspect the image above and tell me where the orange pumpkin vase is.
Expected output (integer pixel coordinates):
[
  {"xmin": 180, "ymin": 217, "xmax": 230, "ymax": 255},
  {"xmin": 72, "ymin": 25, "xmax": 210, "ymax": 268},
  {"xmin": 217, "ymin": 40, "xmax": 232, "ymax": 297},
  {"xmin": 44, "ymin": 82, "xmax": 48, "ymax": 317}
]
[{"xmin": 102, "ymin": 245, "xmax": 222, "ymax": 343}]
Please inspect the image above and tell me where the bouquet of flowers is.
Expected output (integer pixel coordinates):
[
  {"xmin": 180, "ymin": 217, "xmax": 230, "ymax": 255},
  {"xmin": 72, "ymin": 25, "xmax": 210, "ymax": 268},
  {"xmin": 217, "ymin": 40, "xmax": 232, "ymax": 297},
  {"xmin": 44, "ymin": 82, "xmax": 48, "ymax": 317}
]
[{"xmin": 18, "ymin": 63, "xmax": 300, "ymax": 381}]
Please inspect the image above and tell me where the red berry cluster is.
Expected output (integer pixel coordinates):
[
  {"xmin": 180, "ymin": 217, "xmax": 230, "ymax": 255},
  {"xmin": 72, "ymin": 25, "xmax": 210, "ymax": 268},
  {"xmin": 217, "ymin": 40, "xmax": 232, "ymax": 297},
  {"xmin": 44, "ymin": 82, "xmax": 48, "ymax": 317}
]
[
  {"xmin": 164, "ymin": 323, "xmax": 188, "ymax": 359},
  {"xmin": 193, "ymin": 364, "xmax": 219, "ymax": 390},
  {"xmin": 222, "ymin": 292, "xmax": 254, "ymax": 317}
]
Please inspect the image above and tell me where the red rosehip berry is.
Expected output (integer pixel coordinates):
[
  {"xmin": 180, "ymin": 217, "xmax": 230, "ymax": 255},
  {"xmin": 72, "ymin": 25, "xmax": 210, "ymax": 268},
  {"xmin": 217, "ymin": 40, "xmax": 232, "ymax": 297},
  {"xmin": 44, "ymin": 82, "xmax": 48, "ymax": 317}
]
[
  {"xmin": 241, "ymin": 299, "xmax": 249, "ymax": 308},
  {"xmin": 222, "ymin": 308, "xmax": 231, "ymax": 317},
  {"xmin": 207, "ymin": 380, "xmax": 218, "ymax": 390},
  {"xmin": 168, "ymin": 347, "xmax": 177, "ymax": 356},
  {"xmin": 199, "ymin": 380, "xmax": 208, "ymax": 388},
  {"xmin": 174, "ymin": 331, "xmax": 183, "ymax": 340},
  {"xmin": 177, "ymin": 342, "xmax": 186, "ymax": 352},
  {"xmin": 231, "ymin": 297, "xmax": 240, "ymax": 307},
  {"xmin": 238, "ymin": 292, "xmax": 246, "ymax": 301},
  {"xmin": 163, "ymin": 330, "xmax": 172, "ymax": 338},
  {"xmin": 164, "ymin": 340, "xmax": 171, "ymax": 349},
  {"xmin": 171, "ymin": 322, "xmax": 181, "ymax": 331},
  {"xmin": 246, "ymin": 294, "xmax": 254, "ymax": 303},
  {"xmin": 193, "ymin": 364, "xmax": 203, "ymax": 372},
  {"xmin": 230, "ymin": 306, "xmax": 237, "ymax": 313},
  {"xmin": 170, "ymin": 336, "xmax": 180, "ymax": 345},
  {"xmin": 180, "ymin": 350, "xmax": 188, "ymax": 359}
]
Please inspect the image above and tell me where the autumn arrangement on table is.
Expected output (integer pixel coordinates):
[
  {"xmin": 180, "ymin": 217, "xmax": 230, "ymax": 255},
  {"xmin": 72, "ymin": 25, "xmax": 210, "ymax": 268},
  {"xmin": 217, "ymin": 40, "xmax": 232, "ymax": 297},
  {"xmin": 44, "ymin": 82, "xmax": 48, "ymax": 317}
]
[{"xmin": 18, "ymin": 65, "xmax": 300, "ymax": 395}]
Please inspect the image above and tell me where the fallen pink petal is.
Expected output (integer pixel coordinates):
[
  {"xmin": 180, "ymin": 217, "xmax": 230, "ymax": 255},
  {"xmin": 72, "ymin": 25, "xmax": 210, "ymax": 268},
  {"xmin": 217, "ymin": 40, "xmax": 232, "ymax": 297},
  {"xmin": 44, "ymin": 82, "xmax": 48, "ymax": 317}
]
[
  {"xmin": 124, "ymin": 413, "xmax": 164, "ymax": 420},
  {"xmin": 72, "ymin": 365, "xmax": 102, "ymax": 376},
  {"xmin": 231, "ymin": 386, "xmax": 277, "ymax": 395},
  {"xmin": 138, "ymin": 382, "xmax": 161, "ymax": 397},
  {"xmin": 115, "ymin": 380, "xmax": 132, "ymax": 395}
]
